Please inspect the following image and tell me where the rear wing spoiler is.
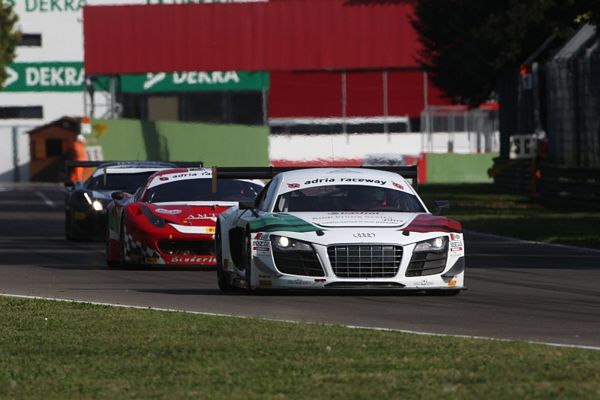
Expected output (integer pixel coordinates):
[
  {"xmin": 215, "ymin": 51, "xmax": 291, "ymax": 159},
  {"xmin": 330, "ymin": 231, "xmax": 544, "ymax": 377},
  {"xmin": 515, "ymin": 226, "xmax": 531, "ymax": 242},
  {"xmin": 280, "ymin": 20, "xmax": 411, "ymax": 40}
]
[
  {"xmin": 64, "ymin": 160, "xmax": 204, "ymax": 173},
  {"xmin": 211, "ymin": 165, "xmax": 419, "ymax": 190}
]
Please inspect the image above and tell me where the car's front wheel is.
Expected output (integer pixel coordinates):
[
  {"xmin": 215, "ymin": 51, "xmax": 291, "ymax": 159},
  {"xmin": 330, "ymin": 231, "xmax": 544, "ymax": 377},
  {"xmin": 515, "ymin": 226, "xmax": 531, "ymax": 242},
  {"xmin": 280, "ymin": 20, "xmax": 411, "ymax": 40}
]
[
  {"xmin": 106, "ymin": 225, "xmax": 120, "ymax": 268},
  {"xmin": 119, "ymin": 222, "xmax": 131, "ymax": 268},
  {"xmin": 243, "ymin": 229, "xmax": 253, "ymax": 292},
  {"xmin": 64, "ymin": 211, "xmax": 75, "ymax": 241},
  {"xmin": 216, "ymin": 224, "xmax": 236, "ymax": 292}
]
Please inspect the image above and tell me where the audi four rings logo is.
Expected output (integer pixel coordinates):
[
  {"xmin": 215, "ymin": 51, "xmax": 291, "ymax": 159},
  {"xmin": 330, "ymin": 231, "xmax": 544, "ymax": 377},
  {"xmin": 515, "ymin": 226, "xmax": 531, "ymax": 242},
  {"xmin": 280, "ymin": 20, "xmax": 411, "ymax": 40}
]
[{"xmin": 353, "ymin": 232, "xmax": 376, "ymax": 238}]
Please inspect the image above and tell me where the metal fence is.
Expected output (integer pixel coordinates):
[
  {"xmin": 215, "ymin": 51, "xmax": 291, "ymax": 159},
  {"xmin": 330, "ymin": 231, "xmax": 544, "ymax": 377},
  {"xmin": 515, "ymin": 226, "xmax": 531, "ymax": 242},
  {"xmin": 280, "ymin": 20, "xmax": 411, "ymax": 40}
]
[
  {"xmin": 420, "ymin": 105, "xmax": 499, "ymax": 153},
  {"xmin": 545, "ymin": 24, "xmax": 600, "ymax": 167}
]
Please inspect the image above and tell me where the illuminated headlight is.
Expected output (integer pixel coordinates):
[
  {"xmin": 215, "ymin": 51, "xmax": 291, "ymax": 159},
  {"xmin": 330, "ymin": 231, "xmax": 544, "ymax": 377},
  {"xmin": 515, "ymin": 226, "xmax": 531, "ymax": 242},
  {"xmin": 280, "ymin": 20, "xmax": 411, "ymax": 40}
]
[
  {"xmin": 271, "ymin": 235, "xmax": 313, "ymax": 252},
  {"xmin": 92, "ymin": 200, "xmax": 103, "ymax": 211},
  {"xmin": 414, "ymin": 236, "xmax": 447, "ymax": 252}
]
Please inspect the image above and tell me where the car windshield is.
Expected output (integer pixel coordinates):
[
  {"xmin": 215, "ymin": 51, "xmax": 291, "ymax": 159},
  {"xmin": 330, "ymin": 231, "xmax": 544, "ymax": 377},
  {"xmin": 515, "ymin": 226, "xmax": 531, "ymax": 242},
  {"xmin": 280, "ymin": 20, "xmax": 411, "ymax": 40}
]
[
  {"xmin": 86, "ymin": 172, "xmax": 155, "ymax": 193},
  {"xmin": 143, "ymin": 179, "xmax": 263, "ymax": 203},
  {"xmin": 274, "ymin": 184, "xmax": 425, "ymax": 212}
]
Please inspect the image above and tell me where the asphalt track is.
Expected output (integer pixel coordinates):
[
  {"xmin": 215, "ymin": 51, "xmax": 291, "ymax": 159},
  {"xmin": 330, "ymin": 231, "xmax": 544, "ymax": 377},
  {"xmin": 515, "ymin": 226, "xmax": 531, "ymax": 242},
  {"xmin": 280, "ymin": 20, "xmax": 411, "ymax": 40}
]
[{"xmin": 1, "ymin": 184, "xmax": 599, "ymax": 348}]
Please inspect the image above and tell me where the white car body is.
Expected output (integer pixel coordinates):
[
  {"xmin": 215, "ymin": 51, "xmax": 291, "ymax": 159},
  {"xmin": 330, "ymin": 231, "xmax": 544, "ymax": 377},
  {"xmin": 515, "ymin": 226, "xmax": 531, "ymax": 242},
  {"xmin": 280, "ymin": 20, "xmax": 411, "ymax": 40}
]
[{"xmin": 216, "ymin": 168, "xmax": 465, "ymax": 293}]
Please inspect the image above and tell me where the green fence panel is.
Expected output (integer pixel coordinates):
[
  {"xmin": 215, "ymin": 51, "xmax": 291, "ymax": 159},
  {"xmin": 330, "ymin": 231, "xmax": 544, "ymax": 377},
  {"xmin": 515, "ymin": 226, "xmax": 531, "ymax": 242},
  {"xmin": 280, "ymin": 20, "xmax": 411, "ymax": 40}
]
[
  {"xmin": 426, "ymin": 153, "xmax": 497, "ymax": 183},
  {"xmin": 88, "ymin": 119, "xmax": 269, "ymax": 166}
]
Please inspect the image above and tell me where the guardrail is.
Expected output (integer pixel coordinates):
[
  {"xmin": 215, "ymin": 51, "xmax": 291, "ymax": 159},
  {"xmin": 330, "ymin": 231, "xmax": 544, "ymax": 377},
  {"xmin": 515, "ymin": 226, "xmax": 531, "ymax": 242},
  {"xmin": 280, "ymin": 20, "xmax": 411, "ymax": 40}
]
[
  {"xmin": 539, "ymin": 164, "xmax": 600, "ymax": 210},
  {"xmin": 489, "ymin": 158, "xmax": 534, "ymax": 195}
]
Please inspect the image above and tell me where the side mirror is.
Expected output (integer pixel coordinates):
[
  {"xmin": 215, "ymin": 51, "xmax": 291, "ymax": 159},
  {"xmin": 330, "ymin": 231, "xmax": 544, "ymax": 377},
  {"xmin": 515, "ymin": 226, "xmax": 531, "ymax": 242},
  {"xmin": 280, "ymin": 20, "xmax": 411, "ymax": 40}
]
[
  {"xmin": 64, "ymin": 180, "xmax": 75, "ymax": 188},
  {"xmin": 434, "ymin": 200, "xmax": 450, "ymax": 215},
  {"xmin": 239, "ymin": 201, "xmax": 255, "ymax": 210},
  {"xmin": 111, "ymin": 191, "xmax": 126, "ymax": 201}
]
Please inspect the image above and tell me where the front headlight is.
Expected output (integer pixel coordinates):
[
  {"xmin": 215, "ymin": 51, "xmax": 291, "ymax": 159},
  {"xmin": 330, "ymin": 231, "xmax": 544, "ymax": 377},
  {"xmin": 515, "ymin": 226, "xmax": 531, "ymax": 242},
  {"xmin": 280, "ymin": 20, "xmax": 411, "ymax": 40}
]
[
  {"xmin": 271, "ymin": 235, "xmax": 313, "ymax": 252},
  {"xmin": 92, "ymin": 200, "xmax": 103, "ymax": 211},
  {"xmin": 414, "ymin": 236, "xmax": 447, "ymax": 252},
  {"xmin": 83, "ymin": 192, "xmax": 104, "ymax": 212}
]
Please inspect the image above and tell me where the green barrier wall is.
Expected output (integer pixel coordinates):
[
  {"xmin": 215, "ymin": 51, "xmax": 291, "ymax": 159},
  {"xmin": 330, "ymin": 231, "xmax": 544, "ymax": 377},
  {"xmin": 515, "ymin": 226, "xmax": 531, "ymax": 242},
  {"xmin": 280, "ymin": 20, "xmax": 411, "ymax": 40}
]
[
  {"xmin": 426, "ymin": 153, "xmax": 497, "ymax": 183},
  {"xmin": 88, "ymin": 119, "xmax": 269, "ymax": 166}
]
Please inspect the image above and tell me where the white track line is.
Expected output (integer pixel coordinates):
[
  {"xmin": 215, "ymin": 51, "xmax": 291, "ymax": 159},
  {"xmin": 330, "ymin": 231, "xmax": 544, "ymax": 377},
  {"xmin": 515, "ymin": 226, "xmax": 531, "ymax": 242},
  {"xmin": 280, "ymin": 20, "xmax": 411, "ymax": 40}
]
[
  {"xmin": 2, "ymin": 293, "xmax": 599, "ymax": 352},
  {"xmin": 35, "ymin": 191, "xmax": 56, "ymax": 209}
]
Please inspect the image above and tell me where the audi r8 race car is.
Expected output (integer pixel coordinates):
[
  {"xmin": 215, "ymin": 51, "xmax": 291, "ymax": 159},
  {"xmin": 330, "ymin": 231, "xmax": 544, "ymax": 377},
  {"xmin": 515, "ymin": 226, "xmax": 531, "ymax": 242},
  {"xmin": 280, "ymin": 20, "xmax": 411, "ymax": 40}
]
[
  {"xmin": 216, "ymin": 167, "xmax": 465, "ymax": 294},
  {"xmin": 64, "ymin": 161, "xmax": 176, "ymax": 241},
  {"xmin": 106, "ymin": 168, "xmax": 264, "ymax": 267}
]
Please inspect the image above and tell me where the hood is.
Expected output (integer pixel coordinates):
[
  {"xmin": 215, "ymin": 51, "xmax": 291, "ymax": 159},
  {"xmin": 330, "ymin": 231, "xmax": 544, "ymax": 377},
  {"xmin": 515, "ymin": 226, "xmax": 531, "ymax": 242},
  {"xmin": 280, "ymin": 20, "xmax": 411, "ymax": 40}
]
[
  {"xmin": 287, "ymin": 211, "xmax": 421, "ymax": 228},
  {"xmin": 146, "ymin": 204, "xmax": 232, "ymax": 226}
]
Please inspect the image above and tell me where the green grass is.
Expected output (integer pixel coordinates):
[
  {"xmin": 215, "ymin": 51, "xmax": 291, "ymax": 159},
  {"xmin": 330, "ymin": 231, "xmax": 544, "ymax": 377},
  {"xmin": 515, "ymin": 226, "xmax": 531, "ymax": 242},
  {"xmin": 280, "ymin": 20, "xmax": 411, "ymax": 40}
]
[
  {"xmin": 1, "ymin": 297, "xmax": 600, "ymax": 399},
  {"xmin": 419, "ymin": 184, "xmax": 600, "ymax": 249}
]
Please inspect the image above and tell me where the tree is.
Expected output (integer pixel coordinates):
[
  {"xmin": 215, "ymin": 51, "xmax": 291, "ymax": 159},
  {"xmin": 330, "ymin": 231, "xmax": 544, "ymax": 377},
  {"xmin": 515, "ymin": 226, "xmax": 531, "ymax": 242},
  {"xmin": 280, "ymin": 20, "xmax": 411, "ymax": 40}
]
[
  {"xmin": 411, "ymin": 0, "xmax": 600, "ymax": 106},
  {"xmin": 0, "ymin": 1, "xmax": 20, "ymax": 89}
]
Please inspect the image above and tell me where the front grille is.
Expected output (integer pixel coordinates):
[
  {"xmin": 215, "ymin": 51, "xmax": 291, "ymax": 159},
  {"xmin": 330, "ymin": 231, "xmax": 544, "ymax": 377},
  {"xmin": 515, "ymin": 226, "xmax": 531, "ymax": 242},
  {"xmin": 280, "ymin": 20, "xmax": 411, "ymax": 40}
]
[
  {"xmin": 327, "ymin": 245, "xmax": 403, "ymax": 278},
  {"xmin": 158, "ymin": 240, "xmax": 214, "ymax": 255},
  {"xmin": 273, "ymin": 249, "xmax": 325, "ymax": 277},
  {"xmin": 406, "ymin": 251, "xmax": 447, "ymax": 276}
]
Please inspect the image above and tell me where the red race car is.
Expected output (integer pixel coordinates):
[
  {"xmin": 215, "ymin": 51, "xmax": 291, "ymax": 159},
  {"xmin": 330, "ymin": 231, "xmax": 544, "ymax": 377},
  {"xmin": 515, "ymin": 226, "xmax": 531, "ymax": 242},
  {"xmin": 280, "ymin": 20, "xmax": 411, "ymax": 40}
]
[{"xmin": 106, "ymin": 168, "xmax": 264, "ymax": 267}]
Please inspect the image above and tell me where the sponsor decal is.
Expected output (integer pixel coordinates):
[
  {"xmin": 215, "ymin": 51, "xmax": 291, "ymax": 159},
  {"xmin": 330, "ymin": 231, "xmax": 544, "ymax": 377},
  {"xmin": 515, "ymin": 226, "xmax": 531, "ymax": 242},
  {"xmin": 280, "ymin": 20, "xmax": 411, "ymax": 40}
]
[
  {"xmin": 419, "ymin": 279, "xmax": 434, "ymax": 287},
  {"xmin": 353, "ymin": 232, "xmax": 376, "ymax": 238},
  {"xmin": 259, "ymin": 279, "xmax": 272, "ymax": 287},
  {"xmin": 450, "ymin": 233, "xmax": 463, "ymax": 240},
  {"xmin": 449, "ymin": 241, "xmax": 464, "ymax": 254},
  {"xmin": 287, "ymin": 278, "xmax": 312, "ymax": 286},
  {"xmin": 145, "ymin": 257, "xmax": 161, "ymax": 265},
  {"xmin": 253, "ymin": 239, "xmax": 271, "ymax": 254},
  {"xmin": 339, "ymin": 178, "xmax": 387, "ymax": 186},
  {"xmin": 159, "ymin": 176, "xmax": 169, "ymax": 181},
  {"xmin": 392, "ymin": 182, "xmax": 404, "ymax": 190},
  {"xmin": 186, "ymin": 213, "xmax": 218, "ymax": 220},
  {"xmin": 312, "ymin": 213, "xmax": 405, "ymax": 226},
  {"xmin": 253, "ymin": 232, "xmax": 270, "ymax": 240},
  {"xmin": 448, "ymin": 278, "xmax": 458, "ymax": 288},
  {"xmin": 9, "ymin": 0, "xmax": 85, "ymax": 13},
  {"xmin": 155, "ymin": 208, "xmax": 182, "ymax": 215},
  {"xmin": 169, "ymin": 171, "xmax": 211, "ymax": 180},
  {"xmin": 170, "ymin": 256, "xmax": 216, "ymax": 264},
  {"xmin": 304, "ymin": 178, "xmax": 336, "ymax": 185},
  {"xmin": 287, "ymin": 183, "xmax": 300, "ymax": 189},
  {"xmin": 302, "ymin": 178, "xmax": 388, "ymax": 186}
]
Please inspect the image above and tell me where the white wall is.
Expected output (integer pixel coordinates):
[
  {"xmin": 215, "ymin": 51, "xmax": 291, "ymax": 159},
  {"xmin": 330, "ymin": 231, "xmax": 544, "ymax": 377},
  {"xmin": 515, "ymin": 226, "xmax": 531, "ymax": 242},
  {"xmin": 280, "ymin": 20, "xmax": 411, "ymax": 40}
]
[{"xmin": 269, "ymin": 131, "xmax": 500, "ymax": 163}]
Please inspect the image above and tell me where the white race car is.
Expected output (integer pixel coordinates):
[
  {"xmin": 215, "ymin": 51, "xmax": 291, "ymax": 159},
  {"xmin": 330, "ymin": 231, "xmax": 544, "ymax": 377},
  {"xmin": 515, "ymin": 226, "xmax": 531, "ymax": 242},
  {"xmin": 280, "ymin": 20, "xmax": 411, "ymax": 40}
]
[{"xmin": 216, "ymin": 167, "xmax": 465, "ymax": 294}]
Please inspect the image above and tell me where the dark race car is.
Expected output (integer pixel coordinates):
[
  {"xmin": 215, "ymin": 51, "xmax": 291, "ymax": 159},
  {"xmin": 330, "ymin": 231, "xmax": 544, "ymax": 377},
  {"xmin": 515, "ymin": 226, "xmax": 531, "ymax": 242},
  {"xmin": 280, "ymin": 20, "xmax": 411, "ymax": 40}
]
[
  {"xmin": 64, "ymin": 161, "xmax": 176, "ymax": 241},
  {"xmin": 105, "ymin": 168, "xmax": 264, "ymax": 268}
]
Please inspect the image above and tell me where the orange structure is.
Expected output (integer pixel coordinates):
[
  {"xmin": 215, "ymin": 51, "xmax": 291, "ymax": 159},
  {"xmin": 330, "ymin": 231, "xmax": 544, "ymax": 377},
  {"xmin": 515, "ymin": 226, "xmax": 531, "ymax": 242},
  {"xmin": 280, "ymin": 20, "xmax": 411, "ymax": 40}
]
[{"xmin": 28, "ymin": 117, "xmax": 90, "ymax": 182}]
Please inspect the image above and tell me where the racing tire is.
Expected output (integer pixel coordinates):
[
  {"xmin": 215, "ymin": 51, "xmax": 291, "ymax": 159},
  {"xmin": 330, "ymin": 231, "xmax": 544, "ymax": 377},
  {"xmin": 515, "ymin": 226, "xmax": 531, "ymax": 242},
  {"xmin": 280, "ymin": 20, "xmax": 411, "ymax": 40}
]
[
  {"xmin": 105, "ymin": 225, "xmax": 120, "ymax": 268},
  {"xmin": 64, "ymin": 211, "xmax": 75, "ymax": 241},
  {"xmin": 243, "ymin": 229, "xmax": 254, "ymax": 292},
  {"xmin": 119, "ymin": 222, "xmax": 131, "ymax": 268},
  {"xmin": 215, "ymin": 224, "xmax": 236, "ymax": 292}
]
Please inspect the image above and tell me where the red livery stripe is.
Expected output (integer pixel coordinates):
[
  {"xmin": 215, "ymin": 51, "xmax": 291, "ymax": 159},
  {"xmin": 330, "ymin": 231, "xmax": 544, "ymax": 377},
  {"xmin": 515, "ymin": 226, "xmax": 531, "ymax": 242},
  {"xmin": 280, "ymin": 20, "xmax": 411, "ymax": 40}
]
[{"xmin": 403, "ymin": 215, "xmax": 462, "ymax": 233}]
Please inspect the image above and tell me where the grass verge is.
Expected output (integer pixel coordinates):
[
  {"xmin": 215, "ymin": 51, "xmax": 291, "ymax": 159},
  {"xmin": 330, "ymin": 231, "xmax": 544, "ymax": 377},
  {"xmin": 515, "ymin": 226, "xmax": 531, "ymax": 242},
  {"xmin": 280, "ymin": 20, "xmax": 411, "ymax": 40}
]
[
  {"xmin": 1, "ymin": 297, "xmax": 600, "ymax": 399},
  {"xmin": 419, "ymin": 184, "xmax": 600, "ymax": 249}
]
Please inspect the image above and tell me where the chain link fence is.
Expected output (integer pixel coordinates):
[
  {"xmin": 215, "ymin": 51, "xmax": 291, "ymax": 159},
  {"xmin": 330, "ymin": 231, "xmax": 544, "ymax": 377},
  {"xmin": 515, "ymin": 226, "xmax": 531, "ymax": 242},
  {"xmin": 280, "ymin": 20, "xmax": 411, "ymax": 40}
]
[
  {"xmin": 545, "ymin": 24, "xmax": 600, "ymax": 167},
  {"xmin": 420, "ymin": 105, "xmax": 499, "ymax": 153}
]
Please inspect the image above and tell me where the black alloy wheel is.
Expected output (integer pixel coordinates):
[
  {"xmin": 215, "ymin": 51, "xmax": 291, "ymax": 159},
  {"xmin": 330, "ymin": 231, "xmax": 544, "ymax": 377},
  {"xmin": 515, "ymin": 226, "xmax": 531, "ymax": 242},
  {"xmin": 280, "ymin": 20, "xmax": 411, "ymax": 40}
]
[{"xmin": 216, "ymin": 224, "xmax": 236, "ymax": 292}]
